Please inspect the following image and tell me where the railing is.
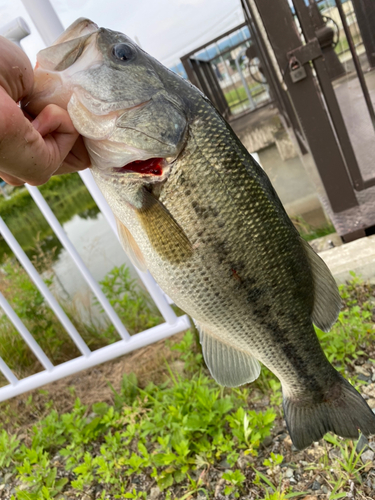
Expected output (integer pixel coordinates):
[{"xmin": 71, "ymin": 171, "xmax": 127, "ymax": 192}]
[
  {"xmin": 0, "ymin": 183, "xmax": 191, "ymax": 402},
  {"xmin": 0, "ymin": 3, "xmax": 191, "ymax": 401}
]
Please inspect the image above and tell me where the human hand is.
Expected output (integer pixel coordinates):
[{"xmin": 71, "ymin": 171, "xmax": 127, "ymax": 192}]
[{"xmin": 0, "ymin": 36, "xmax": 90, "ymax": 186}]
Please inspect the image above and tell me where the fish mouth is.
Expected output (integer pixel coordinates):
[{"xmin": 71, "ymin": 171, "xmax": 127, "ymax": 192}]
[{"xmin": 113, "ymin": 158, "xmax": 167, "ymax": 177}]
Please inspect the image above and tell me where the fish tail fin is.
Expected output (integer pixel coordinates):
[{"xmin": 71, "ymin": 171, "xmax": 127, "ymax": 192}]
[{"xmin": 283, "ymin": 375, "xmax": 375, "ymax": 450}]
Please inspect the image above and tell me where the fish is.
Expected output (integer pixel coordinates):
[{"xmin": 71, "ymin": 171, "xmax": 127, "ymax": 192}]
[{"xmin": 25, "ymin": 18, "xmax": 375, "ymax": 450}]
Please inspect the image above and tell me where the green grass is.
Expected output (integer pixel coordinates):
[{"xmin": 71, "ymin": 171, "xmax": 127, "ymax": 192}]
[
  {"xmin": 291, "ymin": 215, "xmax": 336, "ymax": 242},
  {"xmin": 224, "ymin": 80, "xmax": 263, "ymax": 110},
  {"xmin": 1, "ymin": 269, "xmax": 375, "ymax": 498},
  {"xmin": 0, "ymin": 336, "xmax": 277, "ymax": 498}
]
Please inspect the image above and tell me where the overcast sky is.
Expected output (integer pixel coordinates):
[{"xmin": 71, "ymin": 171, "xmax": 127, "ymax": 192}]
[{"xmin": 0, "ymin": 0, "xmax": 244, "ymax": 67}]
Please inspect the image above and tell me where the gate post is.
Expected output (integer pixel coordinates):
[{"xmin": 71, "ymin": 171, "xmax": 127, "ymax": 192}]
[
  {"xmin": 351, "ymin": 0, "xmax": 375, "ymax": 68},
  {"xmin": 246, "ymin": 0, "xmax": 358, "ymax": 213}
]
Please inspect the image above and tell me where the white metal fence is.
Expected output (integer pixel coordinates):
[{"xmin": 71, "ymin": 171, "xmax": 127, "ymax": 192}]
[{"xmin": 0, "ymin": 3, "xmax": 191, "ymax": 402}]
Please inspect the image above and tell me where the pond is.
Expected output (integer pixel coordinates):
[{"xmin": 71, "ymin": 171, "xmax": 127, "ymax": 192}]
[{"xmin": 51, "ymin": 210, "xmax": 140, "ymax": 325}]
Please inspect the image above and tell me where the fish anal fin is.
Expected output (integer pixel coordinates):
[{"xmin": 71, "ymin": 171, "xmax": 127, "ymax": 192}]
[
  {"xmin": 195, "ymin": 321, "xmax": 261, "ymax": 387},
  {"xmin": 137, "ymin": 188, "xmax": 193, "ymax": 265},
  {"xmin": 302, "ymin": 239, "xmax": 341, "ymax": 332},
  {"xmin": 115, "ymin": 217, "xmax": 147, "ymax": 272}
]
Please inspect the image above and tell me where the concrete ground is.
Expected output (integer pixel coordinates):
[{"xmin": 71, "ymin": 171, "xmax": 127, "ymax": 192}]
[
  {"xmin": 334, "ymin": 69, "xmax": 375, "ymax": 182},
  {"xmin": 318, "ymin": 234, "xmax": 375, "ymax": 284}
]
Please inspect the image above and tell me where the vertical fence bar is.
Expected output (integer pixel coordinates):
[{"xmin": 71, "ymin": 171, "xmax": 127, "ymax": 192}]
[
  {"xmin": 293, "ymin": 0, "xmax": 375, "ymax": 191},
  {"xmin": 334, "ymin": 0, "xmax": 375, "ymax": 131},
  {"xmin": 249, "ymin": 0, "xmax": 359, "ymax": 212},
  {"xmin": 0, "ymin": 291, "xmax": 54, "ymax": 371},
  {"xmin": 0, "ymin": 357, "xmax": 19, "ymax": 386}
]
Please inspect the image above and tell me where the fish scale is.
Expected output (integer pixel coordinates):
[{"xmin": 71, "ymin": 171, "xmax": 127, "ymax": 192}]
[{"xmin": 27, "ymin": 17, "xmax": 375, "ymax": 450}]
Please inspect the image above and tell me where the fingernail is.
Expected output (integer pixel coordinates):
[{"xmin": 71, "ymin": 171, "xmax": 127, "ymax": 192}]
[{"xmin": 32, "ymin": 117, "xmax": 40, "ymax": 132}]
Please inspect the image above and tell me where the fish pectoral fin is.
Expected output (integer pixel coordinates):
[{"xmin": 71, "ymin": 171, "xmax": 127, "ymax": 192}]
[
  {"xmin": 302, "ymin": 239, "xmax": 341, "ymax": 332},
  {"xmin": 195, "ymin": 321, "xmax": 261, "ymax": 387},
  {"xmin": 115, "ymin": 217, "xmax": 147, "ymax": 272},
  {"xmin": 137, "ymin": 188, "xmax": 193, "ymax": 265}
]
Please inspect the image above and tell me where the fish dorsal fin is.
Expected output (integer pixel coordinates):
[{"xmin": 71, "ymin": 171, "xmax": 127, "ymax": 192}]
[
  {"xmin": 115, "ymin": 217, "xmax": 147, "ymax": 272},
  {"xmin": 137, "ymin": 188, "xmax": 193, "ymax": 265},
  {"xmin": 195, "ymin": 321, "xmax": 261, "ymax": 387},
  {"xmin": 302, "ymin": 239, "xmax": 341, "ymax": 332}
]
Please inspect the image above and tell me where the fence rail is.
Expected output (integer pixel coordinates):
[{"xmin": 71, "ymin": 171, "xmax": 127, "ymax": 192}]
[{"xmin": 0, "ymin": 188, "xmax": 191, "ymax": 402}]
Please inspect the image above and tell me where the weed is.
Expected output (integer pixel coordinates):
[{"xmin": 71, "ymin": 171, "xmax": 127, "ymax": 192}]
[
  {"xmin": 324, "ymin": 434, "xmax": 370, "ymax": 484},
  {"xmin": 97, "ymin": 264, "xmax": 162, "ymax": 335},
  {"xmin": 291, "ymin": 215, "xmax": 335, "ymax": 241},
  {"xmin": 0, "ymin": 430, "xmax": 20, "ymax": 468},
  {"xmin": 169, "ymin": 329, "xmax": 203, "ymax": 373},
  {"xmin": 3, "ymin": 336, "xmax": 276, "ymax": 497},
  {"xmin": 316, "ymin": 275, "xmax": 375, "ymax": 374},
  {"xmin": 222, "ymin": 469, "xmax": 246, "ymax": 497}
]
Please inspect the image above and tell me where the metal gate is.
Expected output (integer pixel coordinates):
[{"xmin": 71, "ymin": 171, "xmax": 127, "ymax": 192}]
[
  {"xmin": 242, "ymin": 0, "xmax": 375, "ymax": 242},
  {"xmin": 180, "ymin": 23, "xmax": 271, "ymax": 119}
]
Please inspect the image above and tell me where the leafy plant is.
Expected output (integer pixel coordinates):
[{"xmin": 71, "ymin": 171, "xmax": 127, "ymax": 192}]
[
  {"xmin": 97, "ymin": 264, "xmax": 162, "ymax": 335},
  {"xmin": 316, "ymin": 275, "xmax": 375, "ymax": 374},
  {"xmin": 2, "ymin": 275, "xmax": 375, "ymax": 499},
  {"xmin": 222, "ymin": 469, "xmax": 245, "ymax": 497},
  {"xmin": 169, "ymin": 329, "xmax": 203, "ymax": 373},
  {"xmin": 15, "ymin": 446, "xmax": 68, "ymax": 497},
  {"xmin": 324, "ymin": 434, "xmax": 370, "ymax": 483}
]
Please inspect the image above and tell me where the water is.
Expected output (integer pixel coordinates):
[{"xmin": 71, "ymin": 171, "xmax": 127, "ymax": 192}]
[{"xmin": 51, "ymin": 211, "xmax": 142, "ymax": 325}]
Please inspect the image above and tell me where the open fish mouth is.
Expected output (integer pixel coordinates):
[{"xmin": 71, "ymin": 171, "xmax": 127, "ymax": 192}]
[{"xmin": 113, "ymin": 158, "xmax": 166, "ymax": 177}]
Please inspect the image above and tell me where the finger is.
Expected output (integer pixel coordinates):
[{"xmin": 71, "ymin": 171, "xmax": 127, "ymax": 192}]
[
  {"xmin": 0, "ymin": 101, "xmax": 80, "ymax": 185},
  {"xmin": 0, "ymin": 36, "xmax": 34, "ymax": 102},
  {"xmin": 32, "ymin": 103, "xmax": 78, "ymax": 137},
  {"xmin": 0, "ymin": 171, "xmax": 24, "ymax": 186},
  {"xmin": 55, "ymin": 136, "xmax": 91, "ymax": 175}
]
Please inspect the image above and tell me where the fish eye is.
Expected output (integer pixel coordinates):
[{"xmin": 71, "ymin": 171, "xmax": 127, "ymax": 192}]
[{"xmin": 112, "ymin": 43, "xmax": 135, "ymax": 62}]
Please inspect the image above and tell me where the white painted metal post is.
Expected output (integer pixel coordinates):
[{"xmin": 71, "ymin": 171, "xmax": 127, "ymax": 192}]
[
  {"xmin": 0, "ymin": 314, "xmax": 191, "ymax": 401},
  {"xmin": 0, "ymin": 17, "xmax": 30, "ymax": 46},
  {"xmin": 20, "ymin": 0, "xmax": 65, "ymax": 45},
  {"xmin": 0, "ymin": 357, "xmax": 18, "ymax": 386},
  {"xmin": 235, "ymin": 48, "xmax": 256, "ymax": 110},
  {"xmin": 0, "ymin": 291, "xmax": 54, "ymax": 371}
]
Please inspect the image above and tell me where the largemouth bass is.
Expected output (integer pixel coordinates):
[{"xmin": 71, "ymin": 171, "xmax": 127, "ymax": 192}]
[{"xmin": 25, "ymin": 18, "xmax": 375, "ymax": 450}]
